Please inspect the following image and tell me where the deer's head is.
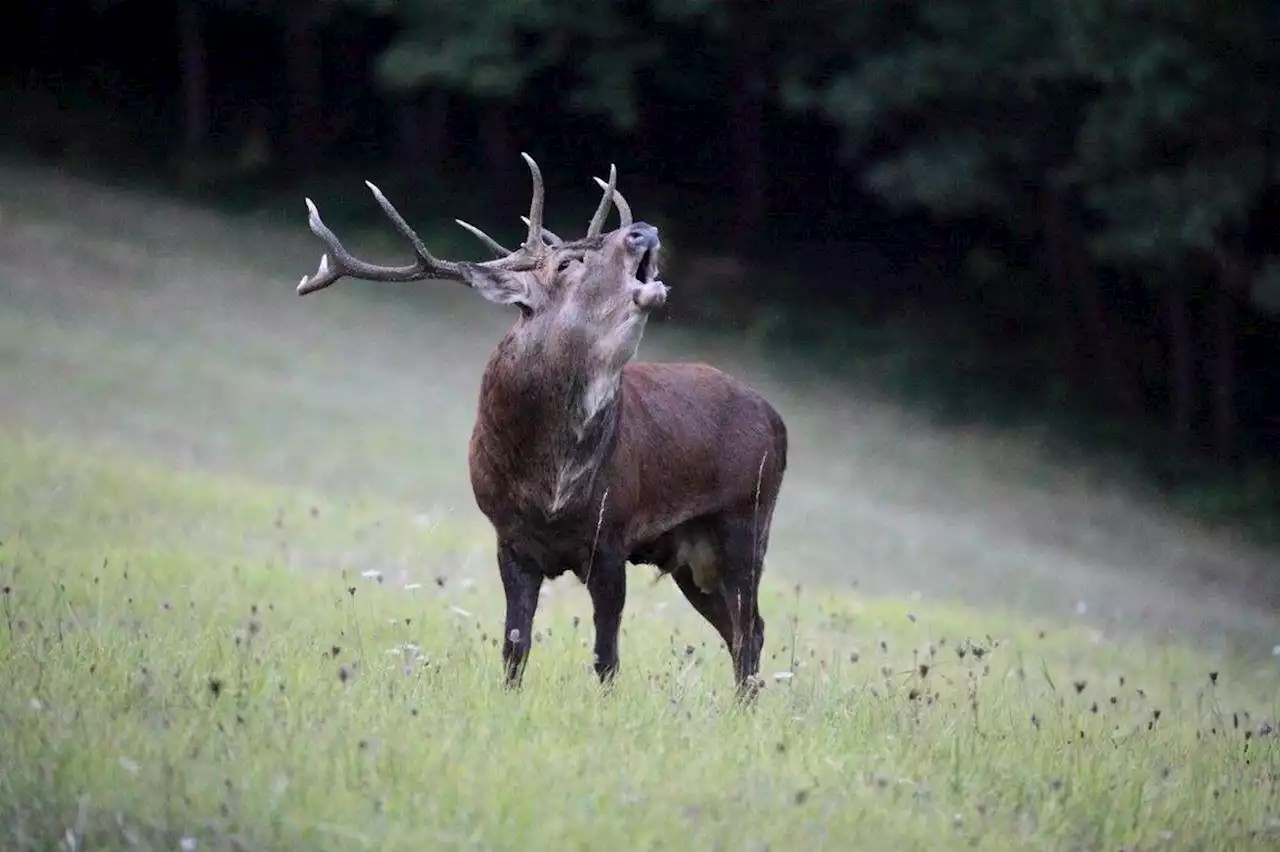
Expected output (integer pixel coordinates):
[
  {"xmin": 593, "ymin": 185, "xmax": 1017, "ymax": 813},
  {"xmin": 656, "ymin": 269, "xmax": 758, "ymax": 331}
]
[{"xmin": 297, "ymin": 154, "xmax": 667, "ymax": 369}]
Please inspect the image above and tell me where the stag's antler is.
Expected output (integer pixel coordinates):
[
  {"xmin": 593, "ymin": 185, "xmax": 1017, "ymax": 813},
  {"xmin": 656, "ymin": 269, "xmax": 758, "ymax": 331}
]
[
  {"xmin": 519, "ymin": 152, "xmax": 546, "ymax": 255},
  {"xmin": 297, "ymin": 152, "xmax": 551, "ymax": 296},
  {"xmin": 586, "ymin": 165, "xmax": 617, "ymax": 238},
  {"xmin": 297, "ymin": 182, "xmax": 463, "ymax": 295},
  {"xmin": 454, "ymin": 219, "xmax": 512, "ymax": 258},
  {"xmin": 592, "ymin": 175, "xmax": 633, "ymax": 230}
]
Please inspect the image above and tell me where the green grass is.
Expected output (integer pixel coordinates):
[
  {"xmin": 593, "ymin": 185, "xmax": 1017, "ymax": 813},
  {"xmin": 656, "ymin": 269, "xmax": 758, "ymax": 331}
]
[{"xmin": 1, "ymin": 428, "xmax": 1277, "ymax": 851}]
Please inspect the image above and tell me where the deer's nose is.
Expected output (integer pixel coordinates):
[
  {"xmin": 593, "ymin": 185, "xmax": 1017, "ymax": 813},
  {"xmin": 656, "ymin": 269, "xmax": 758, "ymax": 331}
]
[{"xmin": 625, "ymin": 223, "xmax": 659, "ymax": 251}]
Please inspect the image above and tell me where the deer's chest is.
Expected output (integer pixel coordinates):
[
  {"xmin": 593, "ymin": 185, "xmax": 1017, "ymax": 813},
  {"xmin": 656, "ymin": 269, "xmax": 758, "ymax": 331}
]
[{"xmin": 493, "ymin": 509, "xmax": 619, "ymax": 579}]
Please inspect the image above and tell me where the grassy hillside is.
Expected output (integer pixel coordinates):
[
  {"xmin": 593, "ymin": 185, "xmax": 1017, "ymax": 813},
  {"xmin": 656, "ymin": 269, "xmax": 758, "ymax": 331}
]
[
  {"xmin": 2, "ymin": 430, "xmax": 1277, "ymax": 851},
  {"xmin": 1, "ymin": 159, "xmax": 1275, "ymax": 646},
  {"xmin": 0, "ymin": 159, "xmax": 1277, "ymax": 849}
]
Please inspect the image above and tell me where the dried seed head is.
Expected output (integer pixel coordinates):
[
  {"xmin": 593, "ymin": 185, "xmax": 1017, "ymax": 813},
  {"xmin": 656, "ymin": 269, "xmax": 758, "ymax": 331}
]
[
  {"xmin": 508, "ymin": 628, "xmax": 522, "ymax": 644},
  {"xmin": 1073, "ymin": 679, "xmax": 1087, "ymax": 694},
  {"xmin": 207, "ymin": 677, "xmax": 223, "ymax": 699},
  {"xmin": 1209, "ymin": 671, "xmax": 1219, "ymax": 685}
]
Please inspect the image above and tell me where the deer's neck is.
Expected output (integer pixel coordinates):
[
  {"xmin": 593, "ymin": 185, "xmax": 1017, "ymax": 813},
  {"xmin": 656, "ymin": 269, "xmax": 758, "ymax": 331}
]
[{"xmin": 471, "ymin": 335, "xmax": 625, "ymax": 520}]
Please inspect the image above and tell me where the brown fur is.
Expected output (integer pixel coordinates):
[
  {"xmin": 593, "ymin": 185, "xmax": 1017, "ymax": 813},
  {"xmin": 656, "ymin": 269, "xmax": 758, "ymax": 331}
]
[
  {"xmin": 469, "ymin": 352, "xmax": 787, "ymax": 697},
  {"xmin": 470, "ymin": 360, "xmax": 787, "ymax": 576}
]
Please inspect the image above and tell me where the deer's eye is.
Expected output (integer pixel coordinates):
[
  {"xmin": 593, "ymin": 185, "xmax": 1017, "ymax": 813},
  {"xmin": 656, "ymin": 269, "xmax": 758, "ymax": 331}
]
[{"xmin": 557, "ymin": 256, "xmax": 581, "ymax": 273}]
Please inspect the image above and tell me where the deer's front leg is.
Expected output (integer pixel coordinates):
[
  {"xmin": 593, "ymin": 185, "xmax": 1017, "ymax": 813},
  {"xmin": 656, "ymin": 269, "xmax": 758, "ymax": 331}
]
[
  {"xmin": 498, "ymin": 543, "xmax": 543, "ymax": 688},
  {"xmin": 585, "ymin": 557, "xmax": 626, "ymax": 683}
]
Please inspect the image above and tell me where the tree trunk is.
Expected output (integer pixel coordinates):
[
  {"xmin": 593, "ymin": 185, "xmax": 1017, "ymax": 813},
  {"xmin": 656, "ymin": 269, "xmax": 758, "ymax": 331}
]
[
  {"xmin": 727, "ymin": 1, "xmax": 767, "ymax": 247},
  {"xmin": 283, "ymin": 0, "xmax": 324, "ymax": 174},
  {"xmin": 176, "ymin": 0, "xmax": 209, "ymax": 165},
  {"xmin": 1210, "ymin": 286, "xmax": 1240, "ymax": 461},
  {"xmin": 1047, "ymin": 187, "xmax": 1140, "ymax": 418},
  {"xmin": 34, "ymin": 4, "xmax": 62, "ymax": 74},
  {"xmin": 1209, "ymin": 247, "xmax": 1256, "ymax": 461},
  {"xmin": 480, "ymin": 99, "xmax": 517, "ymax": 184},
  {"xmin": 395, "ymin": 87, "xmax": 451, "ymax": 173},
  {"xmin": 1042, "ymin": 186, "xmax": 1083, "ymax": 397},
  {"xmin": 1165, "ymin": 283, "xmax": 1196, "ymax": 447}
]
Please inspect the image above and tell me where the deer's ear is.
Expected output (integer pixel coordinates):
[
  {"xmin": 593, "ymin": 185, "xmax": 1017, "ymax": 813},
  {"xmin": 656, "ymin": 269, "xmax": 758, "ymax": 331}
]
[{"xmin": 458, "ymin": 264, "xmax": 531, "ymax": 307}]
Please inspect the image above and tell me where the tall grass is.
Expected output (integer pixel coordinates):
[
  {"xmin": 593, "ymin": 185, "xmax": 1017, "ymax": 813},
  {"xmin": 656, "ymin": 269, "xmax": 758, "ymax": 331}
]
[{"xmin": 1, "ymin": 430, "xmax": 1277, "ymax": 851}]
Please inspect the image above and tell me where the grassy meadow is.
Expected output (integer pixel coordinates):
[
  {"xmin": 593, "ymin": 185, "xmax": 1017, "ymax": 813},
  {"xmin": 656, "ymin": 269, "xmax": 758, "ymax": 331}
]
[
  {"xmin": 2, "ymin": 430, "xmax": 1277, "ymax": 851},
  {"xmin": 0, "ymin": 159, "xmax": 1277, "ymax": 850}
]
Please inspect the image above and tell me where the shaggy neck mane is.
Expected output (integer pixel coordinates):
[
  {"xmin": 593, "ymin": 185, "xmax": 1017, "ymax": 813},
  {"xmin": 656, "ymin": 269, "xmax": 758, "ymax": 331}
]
[{"xmin": 474, "ymin": 334, "xmax": 624, "ymax": 519}]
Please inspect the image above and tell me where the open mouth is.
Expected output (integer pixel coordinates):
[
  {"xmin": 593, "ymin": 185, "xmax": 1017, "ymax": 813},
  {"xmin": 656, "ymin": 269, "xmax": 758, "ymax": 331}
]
[{"xmin": 635, "ymin": 248, "xmax": 658, "ymax": 283}]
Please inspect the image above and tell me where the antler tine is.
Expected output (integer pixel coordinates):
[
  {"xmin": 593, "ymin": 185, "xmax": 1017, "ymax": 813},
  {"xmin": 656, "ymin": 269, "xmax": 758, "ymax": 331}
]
[
  {"xmin": 586, "ymin": 164, "xmax": 617, "ymax": 237},
  {"xmin": 592, "ymin": 175, "xmax": 633, "ymax": 229},
  {"xmin": 520, "ymin": 216, "xmax": 563, "ymax": 246},
  {"xmin": 455, "ymin": 219, "xmax": 512, "ymax": 258},
  {"xmin": 520, "ymin": 152, "xmax": 546, "ymax": 255},
  {"xmin": 296, "ymin": 184, "xmax": 464, "ymax": 296},
  {"xmin": 365, "ymin": 181, "xmax": 445, "ymax": 264}
]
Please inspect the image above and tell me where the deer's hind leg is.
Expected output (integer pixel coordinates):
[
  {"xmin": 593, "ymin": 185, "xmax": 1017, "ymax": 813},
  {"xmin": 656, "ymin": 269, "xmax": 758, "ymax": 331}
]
[
  {"xmin": 715, "ymin": 512, "xmax": 768, "ymax": 697},
  {"xmin": 667, "ymin": 514, "xmax": 768, "ymax": 699}
]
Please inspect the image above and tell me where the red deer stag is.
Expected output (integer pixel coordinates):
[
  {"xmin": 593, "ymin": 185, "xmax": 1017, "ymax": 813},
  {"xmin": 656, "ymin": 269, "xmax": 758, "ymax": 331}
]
[{"xmin": 295, "ymin": 155, "xmax": 788, "ymax": 697}]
